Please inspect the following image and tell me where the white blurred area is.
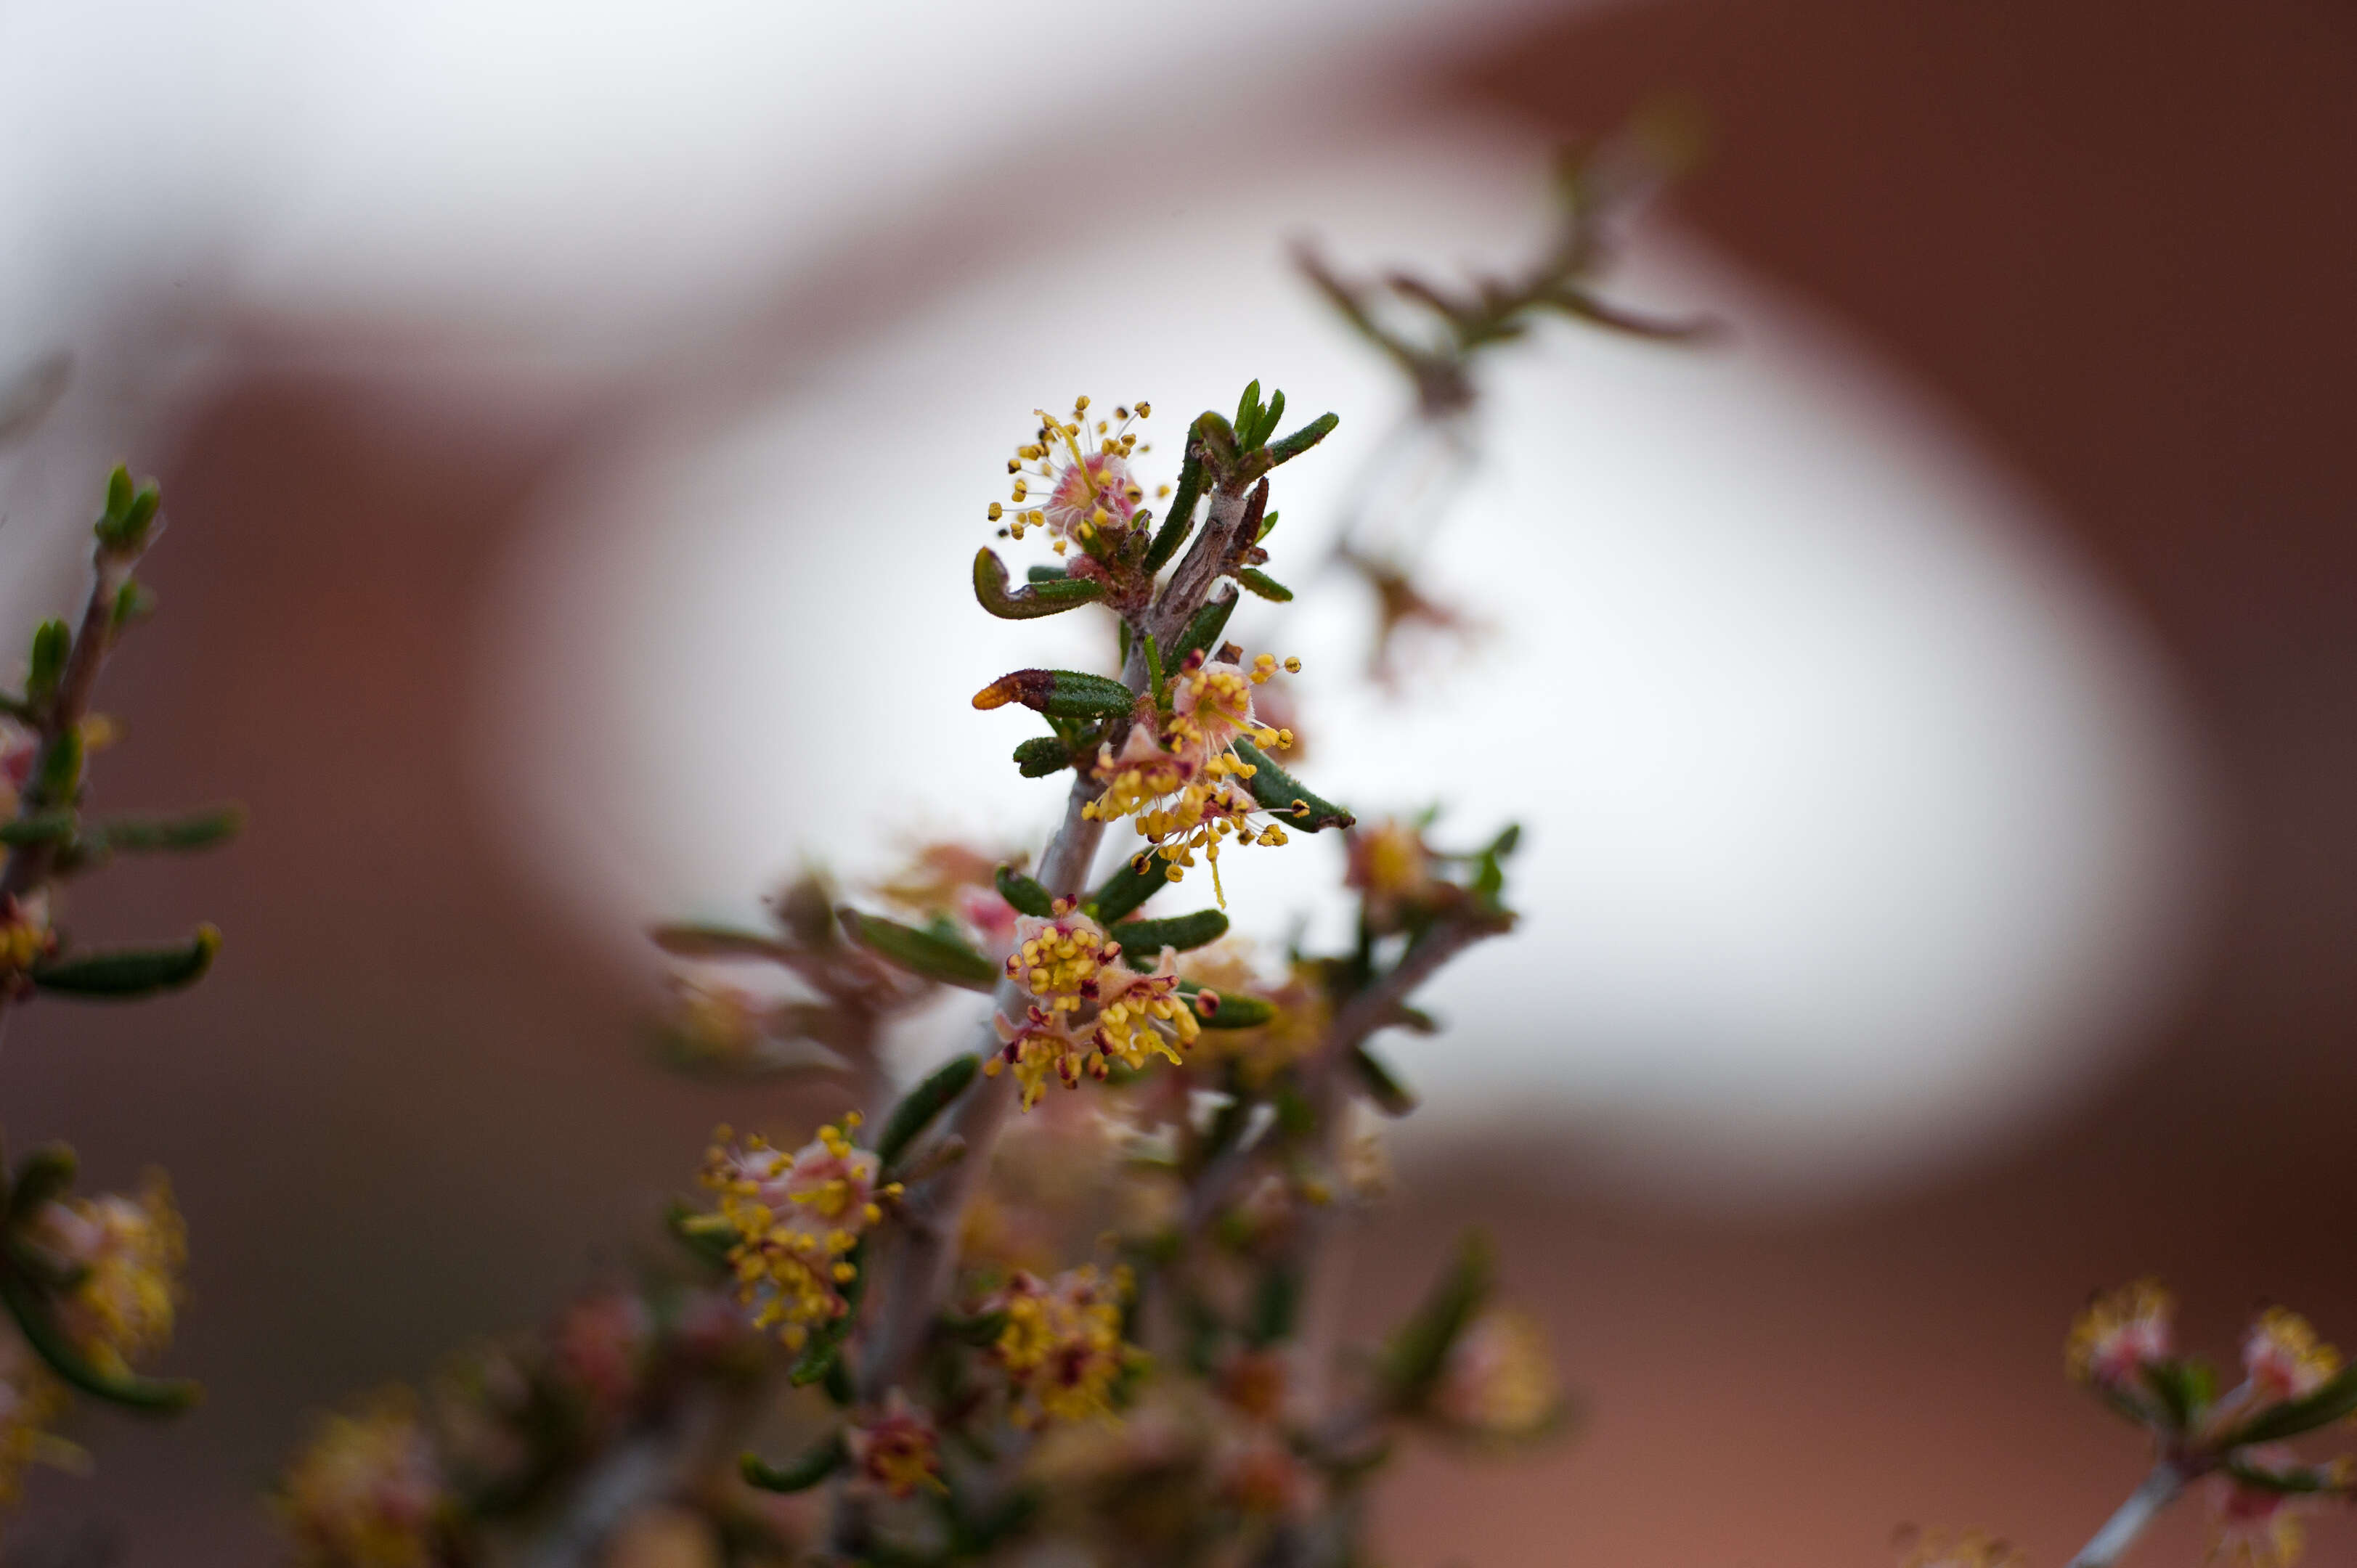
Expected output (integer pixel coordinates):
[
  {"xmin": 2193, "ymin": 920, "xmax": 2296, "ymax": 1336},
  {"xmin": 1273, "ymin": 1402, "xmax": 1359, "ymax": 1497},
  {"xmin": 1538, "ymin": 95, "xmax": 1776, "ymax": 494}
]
[{"xmin": 0, "ymin": 1, "xmax": 2209, "ymax": 1206}]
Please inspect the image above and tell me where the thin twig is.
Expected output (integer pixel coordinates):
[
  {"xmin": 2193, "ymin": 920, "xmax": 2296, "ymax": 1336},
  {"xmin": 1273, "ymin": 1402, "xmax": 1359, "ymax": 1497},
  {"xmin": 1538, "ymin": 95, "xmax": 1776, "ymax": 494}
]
[{"xmin": 2069, "ymin": 1463, "xmax": 2185, "ymax": 1568}]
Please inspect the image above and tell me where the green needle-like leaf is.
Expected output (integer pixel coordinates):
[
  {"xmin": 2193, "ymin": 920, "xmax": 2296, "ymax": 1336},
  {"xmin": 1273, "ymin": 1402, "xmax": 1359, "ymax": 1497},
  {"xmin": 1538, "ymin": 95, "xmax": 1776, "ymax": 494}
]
[
  {"xmin": 875, "ymin": 1053, "xmax": 980, "ymax": 1169},
  {"xmin": 78, "ymin": 805, "xmax": 245, "ymax": 857},
  {"xmin": 1110, "ymin": 909, "xmax": 1228, "ymax": 955},
  {"xmin": 1170, "ymin": 589, "xmax": 1238, "ymax": 669},
  {"xmin": 741, "ymin": 1432, "xmax": 847, "ymax": 1493},
  {"xmin": 0, "ymin": 1270, "xmax": 197, "ymax": 1413},
  {"xmin": 838, "ymin": 910, "xmax": 997, "ymax": 991},
  {"xmin": 648, "ymin": 923, "xmax": 792, "ymax": 962},
  {"xmin": 1383, "ymin": 1231, "xmax": 1494, "ymax": 1411},
  {"xmin": 1265, "ymin": 412, "xmax": 1340, "ymax": 468},
  {"xmin": 994, "ymin": 865, "xmax": 1055, "ymax": 918},
  {"xmin": 2220, "ymin": 1365, "xmax": 2357, "ymax": 1446},
  {"xmin": 1085, "ymin": 852, "xmax": 1171, "ymax": 926},
  {"xmin": 30, "ymin": 926, "xmax": 220, "ymax": 999},
  {"xmin": 973, "ymin": 547, "xmax": 1107, "ymax": 619},
  {"xmin": 1351, "ymin": 1042, "xmax": 1420, "ymax": 1116},
  {"xmin": 1234, "ymin": 568, "xmax": 1293, "ymax": 603},
  {"xmin": 972, "ymin": 669, "xmax": 1136, "ymax": 722},
  {"xmin": 1230, "ymin": 738, "xmax": 1353, "ymax": 831},
  {"xmin": 1012, "ymin": 736, "xmax": 1072, "ymax": 778}
]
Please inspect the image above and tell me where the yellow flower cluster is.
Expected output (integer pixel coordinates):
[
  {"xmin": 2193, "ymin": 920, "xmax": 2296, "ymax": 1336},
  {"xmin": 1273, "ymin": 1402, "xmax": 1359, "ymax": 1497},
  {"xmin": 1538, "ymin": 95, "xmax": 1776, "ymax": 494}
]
[
  {"xmin": 848, "ymin": 1389, "xmax": 946, "ymax": 1498},
  {"xmin": 275, "ymin": 1395, "xmax": 449, "ymax": 1568},
  {"xmin": 991, "ymin": 1265, "xmax": 1136, "ymax": 1426},
  {"xmin": 989, "ymin": 912, "xmax": 1200, "ymax": 1107},
  {"xmin": 987, "ymin": 396, "xmax": 1165, "ymax": 555},
  {"xmin": 2064, "ymin": 1278, "xmax": 2173, "ymax": 1390},
  {"xmin": 2242, "ymin": 1307, "xmax": 2342, "ymax": 1403},
  {"xmin": 1083, "ymin": 653, "xmax": 1302, "ymax": 905},
  {"xmin": 31, "ymin": 1170, "xmax": 185, "ymax": 1375},
  {"xmin": 1435, "ymin": 1308, "xmax": 1560, "ymax": 1440},
  {"xmin": 700, "ymin": 1118, "xmax": 899, "ymax": 1349}
]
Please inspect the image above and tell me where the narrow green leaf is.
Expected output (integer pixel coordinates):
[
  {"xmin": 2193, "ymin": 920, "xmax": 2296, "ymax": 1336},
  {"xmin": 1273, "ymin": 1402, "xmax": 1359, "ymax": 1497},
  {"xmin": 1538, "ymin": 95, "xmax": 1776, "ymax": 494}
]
[
  {"xmin": 1026, "ymin": 564, "xmax": 1070, "ymax": 583},
  {"xmin": 1257, "ymin": 388, "xmax": 1287, "ymax": 448},
  {"xmin": 1012, "ymin": 736, "xmax": 1070, "ymax": 778},
  {"xmin": 0, "ymin": 811, "xmax": 76, "ymax": 848},
  {"xmin": 2222, "ymin": 1458, "xmax": 2351, "ymax": 1495},
  {"xmin": 994, "ymin": 866, "xmax": 1054, "ymax": 919},
  {"xmin": 1234, "ymin": 380, "xmax": 1262, "ymax": 439},
  {"xmin": 81, "ymin": 805, "xmax": 244, "ymax": 855},
  {"xmin": 1489, "ymin": 822, "xmax": 1522, "ymax": 858},
  {"xmin": 2220, "ymin": 1365, "xmax": 2357, "ymax": 1446},
  {"xmin": 972, "ymin": 669, "xmax": 1136, "ymax": 722},
  {"xmin": 1265, "ymin": 411, "xmax": 1340, "ymax": 468},
  {"xmin": 1144, "ymin": 634, "xmax": 1166, "ymax": 708},
  {"xmin": 1234, "ymin": 568, "xmax": 1293, "ymax": 603},
  {"xmin": 838, "ymin": 910, "xmax": 997, "ymax": 991},
  {"xmin": 1249, "ymin": 1265, "xmax": 1301, "ymax": 1347},
  {"xmin": 1231, "ymin": 738, "xmax": 1354, "ymax": 831},
  {"xmin": 25, "ymin": 621, "xmax": 68, "ymax": 708},
  {"xmin": 30, "ymin": 926, "xmax": 219, "ymax": 999},
  {"xmin": 0, "ymin": 1270, "xmax": 197, "ymax": 1413},
  {"xmin": 103, "ymin": 467, "xmax": 134, "ymax": 528},
  {"xmin": 35, "ymin": 729, "xmax": 81, "ymax": 807},
  {"xmin": 741, "ymin": 1432, "xmax": 847, "ymax": 1493},
  {"xmin": 111, "ymin": 579, "xmax": 157, "ymax": 632},
  {"xmin": 1085, "ymin": 851, "xmax": 1171, "ymax": 926},
  {"xmin": 1383, "ymin": 1231, "xmax": 1494, "ymax": 1410},
  {"xmin": 648, "ymin": 923, "xmax": 791, "ymax": 962},
  {"xmin": 1110, "ymin": 909, "xmax": 1228, "ymax": 955},
  {"xmin": 875, "ymin": 1053, "xmax": 980, "ymax": 1167},
  {"xmin": 1256, "ymin": 510, "xmax": 1279, "ymax": 542},
  {"xmin": 1144, "ymin": 433, "xmax": 1205, "ymax": 576},
  {"xmin": 1351, "ymin": 1042, "xmax": 1419, "ymax": 1115},
  {"xmin": 822, "ymin": 1352, "xmax": 854, "ymax": 1406},
  {"xmin": 1170, "ymin": 588, "xmax": 1237, "ymax": 669},
  {"xmin": 973, "ymin": 547, "xmax": 1107, "ymax": 619}
]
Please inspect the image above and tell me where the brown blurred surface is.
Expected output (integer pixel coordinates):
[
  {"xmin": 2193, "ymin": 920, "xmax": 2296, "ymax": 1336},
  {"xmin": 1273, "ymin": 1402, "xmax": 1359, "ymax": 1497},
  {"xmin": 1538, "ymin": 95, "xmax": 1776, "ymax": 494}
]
[{"xmin": 7, "ymin": 0, "xmax": 2357, "ymax": 1563}]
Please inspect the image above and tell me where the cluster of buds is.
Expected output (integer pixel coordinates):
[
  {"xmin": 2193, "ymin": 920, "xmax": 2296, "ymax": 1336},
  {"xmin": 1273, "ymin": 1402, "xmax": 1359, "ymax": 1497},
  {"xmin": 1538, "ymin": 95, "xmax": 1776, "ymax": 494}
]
[
  {"xmin": 990, "ymin": 907, "xmax": 1202, "ymax": 1106},
  {"xmin": 986, "ymin": 1265, "xmax": 1139, "ymax": 1428},
  {"xmin": 275, "ymin": 1396, "xmax": 454, "ymax": 1568},
  {"xmin": 2067, "ymin": 1283, "xmax": 2356, "ymax": 1566},
  {"xmin": 277, "ymin": 1270, "xmax": 785, "ymax": 1566},
  {"xmin": 699, "ymin": 1117, "xmax": 898, "ymax": 1349}
]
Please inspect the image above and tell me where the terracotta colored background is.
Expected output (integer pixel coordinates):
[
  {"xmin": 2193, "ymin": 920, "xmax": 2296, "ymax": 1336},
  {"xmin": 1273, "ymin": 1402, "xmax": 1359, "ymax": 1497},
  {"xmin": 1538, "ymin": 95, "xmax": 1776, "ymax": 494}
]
[{"xmin": 5, "ymin": 1, "xmax": 2356, "ymax": 1562}]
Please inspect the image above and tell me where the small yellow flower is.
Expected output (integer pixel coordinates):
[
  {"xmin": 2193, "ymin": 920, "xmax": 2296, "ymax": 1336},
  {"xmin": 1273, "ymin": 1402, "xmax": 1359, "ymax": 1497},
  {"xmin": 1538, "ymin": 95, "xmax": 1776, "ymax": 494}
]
[
  {"xmin": 988, "ymin": 911, "xmax": 1198, "ymax": 1107},
  {"xmin": 2242, "ymin": 1308, "xmax": 2341, "ymax": 1405},
  {"xmin": 847, "ymin": 1390, "xmax": 947, "ymax": 1498},
  {"xmin": 1082, "ymin": 651, "xmax": 1303, "ymax": 905},
  {"xmin": 2204, "ymin": 1450, "xmax": 2348, "ymax": 1568},
  {"xmin": 988, "ymin": 397, "xmax": 1156, "ymax": 554},
  {"xmin": 29, "ymin": 1169, "xmax": 185, "ymax": 1374},
  {"xmin": 699, "ymin": 1119, "xmax": 900, "ymax": 1348},
  {"xmin": 275, "ymin": 1393, "xmax": 452, "ymax": 1568},
  {"xmin": 1436, "ymin": 1308, "xmax": 1560, "ymax": 1440},
  {"xmin": 2066, "ymin": 1280, "xmax": 2173, "ymax": 1391},
  {"xmin": 990, "ymin": 1265, "xmax": 1137, "ymax": 1426}
]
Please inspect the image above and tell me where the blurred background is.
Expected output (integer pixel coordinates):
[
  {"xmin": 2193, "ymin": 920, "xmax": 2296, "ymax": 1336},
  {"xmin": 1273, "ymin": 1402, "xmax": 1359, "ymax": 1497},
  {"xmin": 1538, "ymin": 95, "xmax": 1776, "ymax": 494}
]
[{"xmin": 0, "ymin": 0, "xmax": 2353, "ymax": 1561}]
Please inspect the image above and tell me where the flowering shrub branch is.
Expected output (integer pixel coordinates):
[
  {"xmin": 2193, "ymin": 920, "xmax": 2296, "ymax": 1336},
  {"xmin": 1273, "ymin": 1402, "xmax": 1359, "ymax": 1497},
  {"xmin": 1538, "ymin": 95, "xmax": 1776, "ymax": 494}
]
[{"xmin": 0, "ymin": 465, "xmax": 236, "ymax": 1504}]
